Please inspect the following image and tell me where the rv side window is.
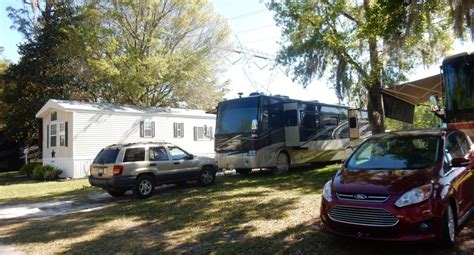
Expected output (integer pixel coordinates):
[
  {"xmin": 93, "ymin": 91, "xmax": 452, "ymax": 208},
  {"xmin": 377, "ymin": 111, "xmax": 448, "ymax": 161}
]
[
  {"xmin": 301, "ymin": 111, "xmax": 319, "ymax": 129},
  {"xmin": 284, "ymin": 110, "xmax": 298, "ymax": 126}
]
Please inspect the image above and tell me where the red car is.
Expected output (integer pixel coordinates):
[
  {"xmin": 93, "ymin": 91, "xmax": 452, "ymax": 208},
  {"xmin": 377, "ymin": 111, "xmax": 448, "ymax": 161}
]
[{"xmin": 320, "ymin": 129, "xmax": 474, "ymax": 246}]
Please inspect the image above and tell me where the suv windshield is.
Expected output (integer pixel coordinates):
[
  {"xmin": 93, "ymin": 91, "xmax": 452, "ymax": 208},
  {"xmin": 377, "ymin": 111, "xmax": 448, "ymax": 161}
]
[
  {"xmin": 93, "ymin": 148, "xmax": 120, "ymax": 164},
  {"xmin": 216, "ymin": 97, "xmax": 258, "ymax": 135},
  {"xmin": 347, "ymin": 136, "xmax": 440, "ymax": 170}
]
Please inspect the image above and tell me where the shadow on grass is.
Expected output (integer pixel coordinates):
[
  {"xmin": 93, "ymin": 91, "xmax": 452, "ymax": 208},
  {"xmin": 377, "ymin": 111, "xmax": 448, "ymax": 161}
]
[
  {"xmin": 0, "ymin": 164, "xmax": 473, "ymax": 254},
  {"xmin": 0, "ymin": 171, "xmax": 36, "ymax": 186}
]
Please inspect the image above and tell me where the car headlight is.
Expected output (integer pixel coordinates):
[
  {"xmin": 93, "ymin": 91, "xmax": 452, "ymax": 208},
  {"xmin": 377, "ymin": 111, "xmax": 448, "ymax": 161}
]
[
  {"xmin": 395, "ymin": 184, "xmax": 433, "ymax": 208},
  {"xmin": 322, "ymin": 180, "xmax": 333, "ymax": 202}
]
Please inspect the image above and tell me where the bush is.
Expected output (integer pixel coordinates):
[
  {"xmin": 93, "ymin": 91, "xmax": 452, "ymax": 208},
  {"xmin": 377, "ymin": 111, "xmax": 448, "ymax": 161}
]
[
  {"xmin": 19, "ymin": 163, "xmax": 38, "ymax": 177},
  {"xmin": 32, "ymin": 165, "xmax": 63, "ymax": 181}
]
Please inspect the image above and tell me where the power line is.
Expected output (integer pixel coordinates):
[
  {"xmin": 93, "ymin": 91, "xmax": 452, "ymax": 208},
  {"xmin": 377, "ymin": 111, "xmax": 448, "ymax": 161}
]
[
  {"xmin": 228, "ymin": 9, "xmax": 267, "ymax": 20},
  {"xmin": 234, "ymin": 24, "xmax": 275, "ymax": 34}
]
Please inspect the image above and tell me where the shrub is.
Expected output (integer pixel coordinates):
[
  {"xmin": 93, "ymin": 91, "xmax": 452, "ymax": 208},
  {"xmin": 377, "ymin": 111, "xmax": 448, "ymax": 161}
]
[
  {"xmin": 32, "ymin": 165, "xmax": 63, "ymax": 181},
  {"xmin": 19, "ymin": 163, "xmax": 38, "ymax": 177}
]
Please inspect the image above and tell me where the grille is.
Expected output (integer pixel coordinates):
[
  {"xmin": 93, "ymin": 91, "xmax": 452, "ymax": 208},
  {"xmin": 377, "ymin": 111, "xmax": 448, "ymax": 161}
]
[
  {"xmin": 328, "ymin": 205, "xmax": 399, "ymax": 227},
  {"xmin": 337, "ymin": 193, "xmax": 389, "ymax": 202}
]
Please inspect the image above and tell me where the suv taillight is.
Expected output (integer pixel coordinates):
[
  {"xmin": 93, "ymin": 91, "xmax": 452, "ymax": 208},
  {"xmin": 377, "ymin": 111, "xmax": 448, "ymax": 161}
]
[{"xmin": 113, "ymin": 165, "xmax": 123, "ymax": 176}]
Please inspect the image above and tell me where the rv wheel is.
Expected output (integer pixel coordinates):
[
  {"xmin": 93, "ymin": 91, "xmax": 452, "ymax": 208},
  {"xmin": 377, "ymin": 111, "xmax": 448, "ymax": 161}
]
[{"xmin": 274, "ymin": 152, "xmax": 289, "ymax": 175}]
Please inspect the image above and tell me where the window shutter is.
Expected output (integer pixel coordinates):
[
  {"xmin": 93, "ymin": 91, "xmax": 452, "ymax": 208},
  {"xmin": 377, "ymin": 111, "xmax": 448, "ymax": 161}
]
[
  {"xmin": 151, "ymin": 121, "xmax": 155, "ymax": 137},
  {"xmin": 140, "ymin": 121, "xmax": 144, "ymax": 137},
  {"xmin": 65, "ymin": 122, "xmax": 68, "ymax": 147},
  {"xmin": 209, "ymin": 126, "xmax": 213, "ymax": 139},
  {"xmin": 194, "ymin": 126, "xmax": 197, "ymax": 141},
  {"xmin": 173, "ymin": 123, "xmax": 177, "ymax": 138},
  {"xmin": 180, "ymin": 123, "xmax": 184, "ymax": 137},
  {"xmin": 47, "ymin": 124, "xmax": 50, "ymax": 148}
]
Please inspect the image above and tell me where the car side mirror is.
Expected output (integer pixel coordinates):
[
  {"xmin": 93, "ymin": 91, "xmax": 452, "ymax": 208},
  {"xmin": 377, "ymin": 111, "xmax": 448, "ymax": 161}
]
[
  {"xmin": 451, "ymin": 157, "xmax": 471, "ymax": 167},
  {"xmin": 186, "ymin": 154, "xmax": 194, "ymax": 160}
]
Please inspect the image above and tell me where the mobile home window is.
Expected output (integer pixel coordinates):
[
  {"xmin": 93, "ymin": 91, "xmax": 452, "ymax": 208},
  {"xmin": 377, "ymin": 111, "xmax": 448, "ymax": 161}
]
[
  {"xmin": 140, "ymin": 121, "xmax": 155, "ymax": 138},
  {"xmin": 50, "ymin": 124, "xmax": 57, "ymax": 147},
  {"xmin": 59, "ymin": 122, "xmax": 66, "ymax": 146},
  {"xmin": 194, "ymin": 126, "xmax": 213, "ymax": 141},
  {"xmin": 51, "ymin": 111, "xmax": 57, "ymax": 121},
  {"xmin": 174, "ymin": 123, "xmax": 184, "ymax": 138}
]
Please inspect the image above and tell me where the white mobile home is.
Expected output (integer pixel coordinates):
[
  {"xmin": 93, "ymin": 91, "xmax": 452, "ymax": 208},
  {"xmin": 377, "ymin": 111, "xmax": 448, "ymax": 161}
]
[{"xmin": 35, "ymin": 99, "xmax": 216, "ymax": 178}]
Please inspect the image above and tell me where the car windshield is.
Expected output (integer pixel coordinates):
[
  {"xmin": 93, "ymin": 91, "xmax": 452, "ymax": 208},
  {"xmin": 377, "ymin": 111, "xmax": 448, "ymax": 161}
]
[
  {"xmin": 347, "ymin": 136, "xmax": 440, "ymax": 170},
  {"xmin": 93, "ymin": 148, "xmax": 120, "ymax": 164},
  {"xmin": 216, "ymin": 97, "xmax": 258, "ymax": 135}
]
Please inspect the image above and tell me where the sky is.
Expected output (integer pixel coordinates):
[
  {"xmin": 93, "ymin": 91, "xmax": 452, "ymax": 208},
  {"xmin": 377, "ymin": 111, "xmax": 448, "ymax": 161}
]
[{"xmin": 1, "ymin": 0, "xmax": 473, "ymax": 106}]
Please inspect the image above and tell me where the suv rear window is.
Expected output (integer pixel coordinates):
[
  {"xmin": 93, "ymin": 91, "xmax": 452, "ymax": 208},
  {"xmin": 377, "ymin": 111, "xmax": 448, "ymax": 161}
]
[
  {"xmin": 93, "ymin": 148, "xmax": 120, "ymax": 164},
  {"xmin": 123, "ymin": 148, "xmax": 145, "ymax": 162}
]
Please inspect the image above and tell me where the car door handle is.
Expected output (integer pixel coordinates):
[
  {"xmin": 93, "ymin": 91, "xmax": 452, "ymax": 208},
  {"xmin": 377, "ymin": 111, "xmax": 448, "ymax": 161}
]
[
  {"xmin": 174, "ymin": 162, "xmax": 180, "ymax": 165},
  {"xmin": 149, "ymin": 163, "xmax": 157, "ymax": 166}
]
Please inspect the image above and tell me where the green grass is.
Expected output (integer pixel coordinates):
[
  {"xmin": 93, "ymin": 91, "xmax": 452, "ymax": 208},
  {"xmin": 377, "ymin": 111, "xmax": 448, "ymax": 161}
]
[
  {"xmin": 0, "ymin": 165, "xmax": 472, "ymax": 254},
  {"xmin": 0, "ymin": 171, "xmax": 98, "ymax": 205}
]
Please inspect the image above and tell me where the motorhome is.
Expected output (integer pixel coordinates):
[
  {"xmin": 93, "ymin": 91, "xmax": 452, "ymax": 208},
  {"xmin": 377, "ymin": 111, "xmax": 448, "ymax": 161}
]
[{"xmin": 214, "ymin": 93, "xmax": 370, "ymax": 174}]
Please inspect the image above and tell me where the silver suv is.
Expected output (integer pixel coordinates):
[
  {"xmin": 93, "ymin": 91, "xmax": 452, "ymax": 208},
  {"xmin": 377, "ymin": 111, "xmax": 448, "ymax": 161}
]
[{"xmin": 89, "ymin": 142, "xmax": 217, "ymax": 198}]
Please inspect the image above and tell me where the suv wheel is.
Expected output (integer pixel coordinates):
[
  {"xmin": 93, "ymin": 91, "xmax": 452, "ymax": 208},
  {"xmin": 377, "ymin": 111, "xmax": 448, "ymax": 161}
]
[
  {"xmin": 107, "ymin": 190, "xmax": 126, "ymax": 197},
  {"xmin": 441, "ymin": 203, "xmax": 456, "ymax": 247},
  {"xmin": 133, "ymin": 174, "xmax": 155, "ymax": 199},
  {"xmin": 198, "ymin": 166, "xmax": 216, "ymax": 186}
]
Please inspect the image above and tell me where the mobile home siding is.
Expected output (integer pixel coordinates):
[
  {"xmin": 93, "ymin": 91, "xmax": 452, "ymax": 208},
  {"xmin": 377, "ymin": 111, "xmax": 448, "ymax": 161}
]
[{"xmin": 73, "ymin": 111, "xmax": 215, "ymax": 160}]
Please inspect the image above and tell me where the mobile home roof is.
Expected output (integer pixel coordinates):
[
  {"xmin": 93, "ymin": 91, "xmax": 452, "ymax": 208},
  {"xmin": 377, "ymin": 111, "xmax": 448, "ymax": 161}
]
[{"xmin": 35, "ymin": 99, "xmax": 215, "ymax": 119}]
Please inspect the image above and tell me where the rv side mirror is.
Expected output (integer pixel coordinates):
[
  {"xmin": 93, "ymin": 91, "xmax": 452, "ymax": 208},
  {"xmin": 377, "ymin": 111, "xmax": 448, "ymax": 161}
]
[
  {"xmin": 251, "ymin": 119, "xmax": 258, "ymax": 132},
  {"xmin": 429, "ymin": 95, "xmax": 441, "ymax": 112},
  {"xmin": 348, "ymin": 109, "xmax": 359, "ymax": 140}
]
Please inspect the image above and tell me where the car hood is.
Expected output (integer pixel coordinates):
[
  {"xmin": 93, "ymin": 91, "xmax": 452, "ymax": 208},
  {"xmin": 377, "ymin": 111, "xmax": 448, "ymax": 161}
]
[{"xmin": 332, "ymin": 167, "xmax": 437, "ymax": 195}]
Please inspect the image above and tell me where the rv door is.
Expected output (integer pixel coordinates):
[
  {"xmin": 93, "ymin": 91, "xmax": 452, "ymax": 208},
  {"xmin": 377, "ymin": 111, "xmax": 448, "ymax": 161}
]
[{"xmin": 284, "ymin": 103, "xmax": 300, "ymax": 147}]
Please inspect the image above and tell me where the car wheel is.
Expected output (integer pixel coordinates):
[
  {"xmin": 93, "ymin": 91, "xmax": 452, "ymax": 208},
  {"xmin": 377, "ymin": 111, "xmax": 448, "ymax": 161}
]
[
  {"xmin": 236, "ymin": 168, "xmax": 251, "ymax": 175},
  {"xmin": 107, "ymin": 190, "xmax": 126, "ymax": 197},
  {"xmin": 441, "ymin": 203, "xmax": 456, "ymax": 247},
  {"xmin": 273, "ymin": 152, "xmax": 289, "ymax": 175},
  {"xmin": 133, "ymin": 174, "xmax": 155, "ymax": 199},
  {"xmin": 198, "ymin": 166, "xmax": 216, "ymax": 186}
]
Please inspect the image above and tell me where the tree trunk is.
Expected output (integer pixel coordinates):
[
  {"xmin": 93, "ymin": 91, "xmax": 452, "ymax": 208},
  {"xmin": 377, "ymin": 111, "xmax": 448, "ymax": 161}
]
[
  {"xmin": 367, "ymin": 84, "xmax": 385, "ymax": 134},
  {"xmin": 364, "ymin": 0, "xmax": 385, "ymax": 134}
]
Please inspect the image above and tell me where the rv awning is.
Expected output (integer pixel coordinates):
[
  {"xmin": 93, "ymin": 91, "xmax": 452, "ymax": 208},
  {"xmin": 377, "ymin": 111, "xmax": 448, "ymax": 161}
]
[{"xmin": 382, "ymin": 74, "xmax": 442, "ymax": 105}]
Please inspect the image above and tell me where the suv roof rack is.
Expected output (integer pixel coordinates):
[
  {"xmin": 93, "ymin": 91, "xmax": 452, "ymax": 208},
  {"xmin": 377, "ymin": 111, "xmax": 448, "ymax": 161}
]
[{"xmin": 106, "ymin": 141, "xmax": 171, "ymax": 148}]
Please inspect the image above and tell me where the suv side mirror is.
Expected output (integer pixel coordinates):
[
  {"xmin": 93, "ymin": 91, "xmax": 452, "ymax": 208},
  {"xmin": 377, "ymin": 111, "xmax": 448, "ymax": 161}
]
[
  {"xmin": 186, "ymin": 154, "xmax": 194, "ymax": 160},
  {"xmin": 451, "ymin": 157, "xmax": 471, "ymax": 167}
]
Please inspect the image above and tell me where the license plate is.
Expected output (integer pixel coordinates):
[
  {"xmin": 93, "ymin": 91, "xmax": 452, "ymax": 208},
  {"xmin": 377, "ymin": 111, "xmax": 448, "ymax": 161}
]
[{"xmin": 97, "ymin": 168, "xmax": 105, "ymax": 175}]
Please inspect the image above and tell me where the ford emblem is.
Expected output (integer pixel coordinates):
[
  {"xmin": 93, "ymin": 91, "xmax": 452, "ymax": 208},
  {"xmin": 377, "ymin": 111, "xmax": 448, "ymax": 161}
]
[{"xmin": 354, "ymin": 194, "xmax": 368, "ymax": 200}]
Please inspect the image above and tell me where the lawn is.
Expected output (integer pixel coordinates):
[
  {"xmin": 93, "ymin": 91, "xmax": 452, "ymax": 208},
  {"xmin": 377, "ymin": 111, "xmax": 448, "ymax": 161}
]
[
  {"xmin": 0, "ymin": 171, "xmax": 98, "ymax": 205},
  {"xmin": 0, "ymin": 165, "xmax": 473, "ymax": 254}
]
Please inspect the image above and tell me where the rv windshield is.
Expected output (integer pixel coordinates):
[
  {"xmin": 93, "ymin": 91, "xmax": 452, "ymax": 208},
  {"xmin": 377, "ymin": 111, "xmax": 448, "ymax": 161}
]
[
  {"xmin": 216, "ymin": 97, "xmax": 258, "ymax": 135},
  {"xmin": 444, "ymin": 58, "xmax": 474, "ymax": 112}
]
